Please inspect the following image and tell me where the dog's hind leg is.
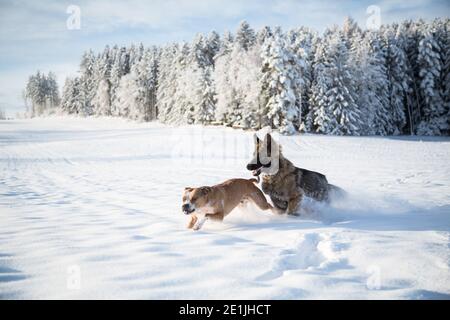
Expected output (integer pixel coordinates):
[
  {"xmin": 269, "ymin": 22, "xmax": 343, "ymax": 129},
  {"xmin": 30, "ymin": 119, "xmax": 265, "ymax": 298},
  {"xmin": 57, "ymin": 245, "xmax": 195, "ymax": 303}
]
[
  {"xmin": 287, "ymin": 193, "xmax": 302, "ymax": 216},
  {"xmin": 247, "ymin": 189, "xmax": 281, "ymax": 214}
]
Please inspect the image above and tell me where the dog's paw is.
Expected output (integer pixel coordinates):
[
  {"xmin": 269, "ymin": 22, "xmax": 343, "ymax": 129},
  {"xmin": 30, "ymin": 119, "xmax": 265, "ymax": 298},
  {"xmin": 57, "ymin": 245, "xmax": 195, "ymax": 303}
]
[{"xmin": 192, "ymin": 217, "xmax": 207, "ymax": 231}]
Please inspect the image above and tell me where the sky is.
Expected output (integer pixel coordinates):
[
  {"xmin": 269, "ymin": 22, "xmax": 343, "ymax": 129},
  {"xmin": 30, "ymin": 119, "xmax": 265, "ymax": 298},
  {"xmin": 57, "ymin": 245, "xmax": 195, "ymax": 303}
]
[{"xmin": 0, "ymin": 0, "xmax": 449, "ymax": 117}]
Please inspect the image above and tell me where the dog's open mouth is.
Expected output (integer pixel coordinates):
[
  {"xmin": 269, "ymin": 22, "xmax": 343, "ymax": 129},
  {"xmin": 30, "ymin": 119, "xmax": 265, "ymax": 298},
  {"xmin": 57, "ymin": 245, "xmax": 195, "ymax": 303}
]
[
  {"xmin": 183, "ymin": 207, "xmax": 195, "ymax": 215},
  {"xmin": 252, "ymin": 168, "xmax": 262, "ymax": 176}
]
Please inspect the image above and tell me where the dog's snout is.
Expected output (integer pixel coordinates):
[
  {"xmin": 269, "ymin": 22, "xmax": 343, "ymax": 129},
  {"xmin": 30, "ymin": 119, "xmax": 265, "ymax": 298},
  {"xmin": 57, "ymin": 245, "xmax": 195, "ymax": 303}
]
[{"xmin": 182, "ymin": 203, "xmax": 194, "ymax": 214}]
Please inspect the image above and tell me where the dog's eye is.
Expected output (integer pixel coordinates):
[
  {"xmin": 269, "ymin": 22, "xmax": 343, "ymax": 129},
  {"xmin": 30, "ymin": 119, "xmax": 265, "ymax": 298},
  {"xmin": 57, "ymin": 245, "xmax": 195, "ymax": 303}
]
[{"xmin": 191, "ymin": 197, "xmax": 196, "ymax": 202}]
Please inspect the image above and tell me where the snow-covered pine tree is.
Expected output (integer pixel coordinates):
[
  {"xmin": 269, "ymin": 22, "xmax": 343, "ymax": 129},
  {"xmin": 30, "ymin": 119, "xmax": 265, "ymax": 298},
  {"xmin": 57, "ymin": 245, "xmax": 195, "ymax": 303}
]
[
  {"xmin": 342, "ymin": 16, "xmax": 361, "ymax": 49},
  {"xmin": 25, "ymin": 72, "xmax": 44, "ymax": 116},
  {"xmin": 139, "ymin": 46, "xmax": 159, "ymax": 121},
  {"xmin": 433, "ymin": 18, "xmax": 450, "ymax": 135},
  {"xmin": 257, "ymin": 26, "xmax": 273, "ymax": 45},
  {"xmin": 115, "ymin": 72, "xmax": 137, "ymax": 118},
  {"xmin": 92, "ymin": 78, "xmax": 111, "ymax": 116},
  {"xmin": 288, "ymin": 27, "xmax": 317, "ymax": 132},
  {"xmin": 235, "ymin": 20, "xmax": 256, "ymax": 51},
  {"xmin": 205, "ymin": 31, "xmax": 221, "ymax": 66},
  {"xmin": 45, "ymin": 72, "xmax": 59, "ymax": 110},
  {"xmin": 219, "ymin": 31, "xmax": 234, "ymax": 56},
  {"xmin": 309, "ymin": 30, "xmax": 362, "ymax": 135},
  {"xmin": 110, "ymin": 46, "xmax": 130, "ymax": 116},
  {"xmin": 443, "ymin": 20, "xmax": 450, "ymax": 132},
  {"xmin": 236, "ymin": 44, "xmax": 264, "ymax": 129},
  {"xmin": 157, "ymin": 44, "xmax": 179, "ymax": 124},
  {"xmin": 79, "ymin": 50, "xmax": 96, "ymax": 115},
  {"xmin": 92, "ymin": 46, "xmax": 113, "ymax": 116},
  {"xmin": 213, "ymin": 43, "xmax": 234, "ymax": 125},
  {"xmin": 25, "ymin": 71, "xmax": 60, "ymax": 117},
  {"xmin": 193, "ymin": 66, "xmax": 216, "ymax": 124},
  {"xmin": 260, "ymin": 32, "xmax": 303, "ymax": 134},
  {"xmin": 402, "ymin": 20, "xmax": 426, "ymax": 134},
  {"xmin": 308, "ymin": 36, "xmax": 336, "ymax": 134},
  {"xmin": 365, "ymin": 31, "xmax": 393, "ymax": 135},
  {"xmin": 216, "ymin": 44, "xmax": 244, "ymax": 127},
  {"xmin": 349, "ymin": 30, "xmax": 374, "ymax": 134},
  {"xmin": 186, "ymin": 33, "xmax": 218, "ymax": 124},
  {"xmin": 416, "ymin": 23, "xmax": 447, "ymax": 135},
  {"xmin": 121, "ymin": 46, "xmax": 160, "ymax": 121},
  {"xmin": 176, "ymin": 43, "xmax": 197, "ymax": 124},
  {"xmin": 384, "ymin": 25, "xmax": 408, "ymax": 134},
  {"xmin": 60, "ymin": 77, "xmax": 84, "ymax": 115}
]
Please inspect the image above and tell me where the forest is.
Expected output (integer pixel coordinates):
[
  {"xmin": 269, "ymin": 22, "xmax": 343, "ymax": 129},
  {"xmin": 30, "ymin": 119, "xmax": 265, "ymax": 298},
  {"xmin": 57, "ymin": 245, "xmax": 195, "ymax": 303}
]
[{"xmin": 24, "ymin": 18, "xmax": 450, "ymax": 136}]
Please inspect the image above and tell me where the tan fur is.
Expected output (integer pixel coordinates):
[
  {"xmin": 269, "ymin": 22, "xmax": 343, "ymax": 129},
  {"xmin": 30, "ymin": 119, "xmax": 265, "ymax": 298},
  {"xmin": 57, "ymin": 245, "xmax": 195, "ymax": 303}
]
[{"xmin": 182, "ymin": 178, "xmax": 275, "ymax": 230}]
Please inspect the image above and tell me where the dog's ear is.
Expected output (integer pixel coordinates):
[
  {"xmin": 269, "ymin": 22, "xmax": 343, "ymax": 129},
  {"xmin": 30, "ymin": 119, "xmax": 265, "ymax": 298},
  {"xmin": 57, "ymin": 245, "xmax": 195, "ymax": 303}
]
[
  {"xmin": 184, "ymin": 187, "xmax": 193, "ymax": 192},
  {"xmin": 200, "ymin": 187, "xmax": 212, "ymax": 195}
]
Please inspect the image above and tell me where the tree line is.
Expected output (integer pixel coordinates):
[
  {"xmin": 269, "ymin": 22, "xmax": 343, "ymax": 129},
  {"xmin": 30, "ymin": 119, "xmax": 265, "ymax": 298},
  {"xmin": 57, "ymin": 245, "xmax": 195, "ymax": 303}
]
[{"xmin": 25, "ymin": 18, "xmax": 450, "ymax": 135}]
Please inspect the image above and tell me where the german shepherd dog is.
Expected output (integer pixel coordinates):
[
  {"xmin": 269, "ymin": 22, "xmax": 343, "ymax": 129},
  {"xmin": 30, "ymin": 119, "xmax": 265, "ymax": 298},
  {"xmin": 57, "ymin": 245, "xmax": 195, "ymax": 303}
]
[{"xmin": 246, "ymin": 133, "xmax": 342, "ymax": 215}]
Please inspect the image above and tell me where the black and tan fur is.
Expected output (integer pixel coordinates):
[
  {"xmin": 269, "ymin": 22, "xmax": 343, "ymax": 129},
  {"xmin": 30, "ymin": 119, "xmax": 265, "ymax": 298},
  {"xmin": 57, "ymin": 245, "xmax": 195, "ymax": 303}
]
[{"xmin": 247, "ymin": 133, "xmax": 342, "ymax": 215}]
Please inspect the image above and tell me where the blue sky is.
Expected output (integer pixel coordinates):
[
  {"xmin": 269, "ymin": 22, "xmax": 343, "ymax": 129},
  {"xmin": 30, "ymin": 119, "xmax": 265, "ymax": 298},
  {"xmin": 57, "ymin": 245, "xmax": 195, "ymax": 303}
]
[{"xmin": 0, "ymin": 0, "xmax": 449, "ymax": 116}]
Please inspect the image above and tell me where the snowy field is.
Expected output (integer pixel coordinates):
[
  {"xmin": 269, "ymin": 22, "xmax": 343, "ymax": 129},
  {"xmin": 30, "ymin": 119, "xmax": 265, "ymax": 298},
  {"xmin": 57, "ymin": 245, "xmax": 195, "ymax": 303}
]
[{"xmin": 0, "ymin": 117, "xmax": 449, "ymax": 300}]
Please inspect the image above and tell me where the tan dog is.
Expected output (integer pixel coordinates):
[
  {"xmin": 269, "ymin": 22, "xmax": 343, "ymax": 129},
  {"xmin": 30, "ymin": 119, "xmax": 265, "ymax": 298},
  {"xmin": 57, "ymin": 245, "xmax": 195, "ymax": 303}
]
[{"xmin": 182, "ymin": 178, "xmax": 275, "ymax": 230}]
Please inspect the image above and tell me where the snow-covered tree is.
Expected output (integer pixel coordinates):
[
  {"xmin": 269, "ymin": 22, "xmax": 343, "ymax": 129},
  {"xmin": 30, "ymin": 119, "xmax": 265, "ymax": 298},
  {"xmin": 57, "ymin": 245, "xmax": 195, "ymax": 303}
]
[
  {"xmin": 287, "ymin": 27, "xmax": 317, "ymax": 132},
  {"xmin": 205, "ymin": 31, "xmax": 221, "ymax": 66},
  {"xmin": 309, "ymin": 31, "xmax": 362, "ymax": 135},
  {"xmin": 110, "ymin": 46, "xmax": 130, "ymax": 116},
  {"xmin": 235, "ymin": 21, "xmax": 256, "ymax": 51},
  {"xmin": 193, "ymin": 66, "xmax": 216, "ymax": 124},
  {"xmin": 257, "ymin": 26, "xmax": 273, "ymax": 45},
  {"xmin": 214, "ymin": 39, "xmax": 263, "ymax": 128},
  {"xmin": 52, "ymin": 18, "xmax": 450, "ymax": 136},
  {"xmin": 92, "ymin": 78, "xmax": 111, "ymax": 116},
  {"xmin": 60, "ymin": 77, "xmax": 84, "ymax": 115},
  {"xmin": 25, "ymin": 71, "xmax": 60, "ymax": 117},
  {"xmin": 365, "ymin": 31, "xmax": 392, "ymax": 135},
  {"xmin": 384, "ymin": 26, "xmax": 408, "ymax": 134},
  {"xmin": 260, "ymin": 33, "xmax": 304, "ymax": 134},
  {"xmin": 79, "ymin": 50, "xmax": 96, "ymax": 115},
  {"xmin": 416, "ymin": 24, "xmax": 447, "ymax": 135},
  {"xmin": 116, "ymin": 47, "xmax": 159, "ymax": 121}
]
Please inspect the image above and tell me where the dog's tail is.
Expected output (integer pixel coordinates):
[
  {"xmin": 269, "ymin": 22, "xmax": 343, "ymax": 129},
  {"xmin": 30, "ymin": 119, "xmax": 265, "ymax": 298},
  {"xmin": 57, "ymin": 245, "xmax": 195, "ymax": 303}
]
[
  {"xmin": 249, "ymin": 176, "xmax": 260, "ymax": 184},
  {"xmin": 328, "ymin": 183, "xmax": 347, "ymax": 200},
  {"xmin": 327, "ymin": 184, "xmax": 347, "ymax": 200}
]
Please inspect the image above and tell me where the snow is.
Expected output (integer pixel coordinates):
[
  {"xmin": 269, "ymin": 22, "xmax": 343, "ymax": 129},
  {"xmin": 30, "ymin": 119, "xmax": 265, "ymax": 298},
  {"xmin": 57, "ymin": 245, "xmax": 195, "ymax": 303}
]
[{"xmin": 1, "ymin": 117, "xmax": 449, "ymax": 299}]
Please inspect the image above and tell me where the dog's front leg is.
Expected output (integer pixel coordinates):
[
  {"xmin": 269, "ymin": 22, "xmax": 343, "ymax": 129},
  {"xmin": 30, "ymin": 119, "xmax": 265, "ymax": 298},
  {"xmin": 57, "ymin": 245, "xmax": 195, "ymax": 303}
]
[
  {"xmin": 192, "ymin": 216, "xmax": 208, "ymax": 230},
  {"xmin": 187, "ymin": 215, "xmax": 198, "ymax": 229}
]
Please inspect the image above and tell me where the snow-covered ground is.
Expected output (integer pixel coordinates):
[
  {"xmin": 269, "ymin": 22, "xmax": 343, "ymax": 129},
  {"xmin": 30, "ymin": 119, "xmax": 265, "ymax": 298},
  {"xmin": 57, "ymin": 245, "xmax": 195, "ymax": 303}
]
[{"xmin": 0, "ymin": 117, "xmax": 449, "ymax": 299}]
